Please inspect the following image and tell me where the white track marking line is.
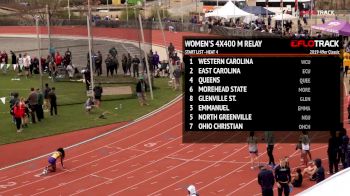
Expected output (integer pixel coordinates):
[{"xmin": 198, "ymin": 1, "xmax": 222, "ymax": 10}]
[
  {"xmin": 0, "ymin": 95, "xmax": 182, "ymax": 173},
  {"xmin": 1, "ymin": 121, "xmax": 183, "ymax": 194},
  {"xmin": 108, "ymin": 132, "xmax": 245, "ymax": 196},
  {"xmin": 0, "ymin": 110, "xmax": 182, "ymax": 184},
  {"xmin": 147, "ymin": 142, "xmax": 248, "ymax": 195},
  {"xmin": 68, "ymin": 131, "xmax": 228, "ymax": 196},
  {"xmin": 195, "ymin": 132, "xmax": 294, "ymax": 194},
  {"xmin": 69, "ymin": 132, "xmax": 242, "ymax": 196},
  {"xmin": 226, "ymin": 132, "xmax": 323, "ymax": 195},
  {"xmin": 29, "ymin": 124, "xmax": 185, "ymax": 195}
]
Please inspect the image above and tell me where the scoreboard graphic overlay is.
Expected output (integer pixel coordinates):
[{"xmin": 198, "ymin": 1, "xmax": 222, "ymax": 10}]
[{"xmin": 183, "ymin": 37, "xmax": 342, "ymax": 140}]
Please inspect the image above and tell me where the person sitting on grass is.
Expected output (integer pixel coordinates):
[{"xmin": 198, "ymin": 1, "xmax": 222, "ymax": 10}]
[
  {"xmin": 291, "ymin": 168, "xmax": 303, "ymax": 188},
  {"xmin": 43, "ymin": 148, "xmax": 65, "ymax": 174},
  {"xmin": 85, "ymin": 96, "xmax": 95, "ymax": 113}
]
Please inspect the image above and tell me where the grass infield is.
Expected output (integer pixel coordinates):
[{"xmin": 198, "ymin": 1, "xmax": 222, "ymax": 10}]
[{"xmin": 0, "ymin": 73, "xmax": 182, "ymax": 145}]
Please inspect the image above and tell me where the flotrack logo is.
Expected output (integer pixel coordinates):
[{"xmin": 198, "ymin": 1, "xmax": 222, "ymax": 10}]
[
  {"xmin": 317, "ymin": 10, "xmax": 335, "ymax": 15},
  {"xmin": 290, "ymin": 40, "xmax": 339, "ymax": 48}
]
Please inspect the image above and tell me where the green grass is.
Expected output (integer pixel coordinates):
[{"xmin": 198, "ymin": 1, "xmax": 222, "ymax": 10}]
[{"xmin": 0, "ymin": 73, "xmax": 182, "ymax": 145}]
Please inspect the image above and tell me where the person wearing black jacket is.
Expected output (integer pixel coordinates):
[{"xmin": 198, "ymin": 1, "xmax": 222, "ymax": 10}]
[
  {"xmin": 258, "ymin": 165, "xmax": 275, "ymax": 196},
  {"xmin": 274, "ymin": 159, "xmax": 291, "ymax": 196},
  {"xmin": 136, "ymin": 76, "xmax": 148, "ymax": 106},
  {"xmin": 48, "ymin": 87, "xmax": 57, "ymax": 116},
  {"xmin": 328, "ymin": 131, "xmax": 339, "ymax": 174}
]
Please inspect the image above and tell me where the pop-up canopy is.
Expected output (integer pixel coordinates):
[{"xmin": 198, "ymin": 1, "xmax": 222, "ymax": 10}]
[
  {"xmin": 312, "ymin": 20, "xmax": 350, "ymax": 36},
  {"xmin": 242, "ymin": 6, "xmax": 274, "ymax": 15},
  {"xmin": 205, "ymin": 0, "xmax": 252, "ymax": 19},
  {"xmin": 272, "ymin": 13, "xmax": 297, "ymax": 21}
]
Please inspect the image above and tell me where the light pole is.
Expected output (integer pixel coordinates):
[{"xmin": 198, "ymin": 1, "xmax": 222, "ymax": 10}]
[
  {"xmin": 46, "ymin": 4, "xmax": 51, "ymax": 57},
  {"xmin": 126, "ymin": 0, "xmax": 129, "ymax": 25},
  {"xmin": 35, "ymin": 16, "xmax": 43, "ymax": 91},
  {"xmin": 87, "ymin": 0, "xmax": 94, "ymax": 94},
  {"xmin": 68, "ymin": 0, "xmax": 71, "ymax": 20},
  {"xmin": 107, "ymin": 0, "xmax": 110, "ymax": 11},
  {"xmin": 138, "ymin": 14, "xmax": 154, "ymax": 100}
]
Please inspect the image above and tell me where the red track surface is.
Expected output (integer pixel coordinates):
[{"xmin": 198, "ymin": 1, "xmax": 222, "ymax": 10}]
[
  {"xmin": 0, "ymin": 97, "xmax": 344, "ymax": 195},
  {"xmin": 0, "ymin": 27, "xmax": 346, "ymax": 195}
]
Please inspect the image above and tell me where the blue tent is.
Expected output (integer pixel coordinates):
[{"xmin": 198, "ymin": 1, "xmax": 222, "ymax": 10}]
[{"xmin": 242, "ymin": 6, "xmax": 274, "ymax": 15}]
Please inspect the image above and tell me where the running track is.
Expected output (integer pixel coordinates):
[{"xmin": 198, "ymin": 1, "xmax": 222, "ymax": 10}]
[
  {"xmin": 0, "ymin": 96, "xmax": 345, "ymax": 195},
  {"xmin": 0, "ymin": 27, "xmax": 347, "ymax": 195}
]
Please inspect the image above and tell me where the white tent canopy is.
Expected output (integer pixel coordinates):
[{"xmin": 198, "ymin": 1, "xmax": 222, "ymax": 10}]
[
  {"xmin": 272, "ymin": 13, "xmax": 297, "ymax": 21},
  {"xmin": 297, "ymin": 168, "xmax": 350, "ymax": 196},
  {"xmin": 205, "ymin": 0, "xmax": 252, "ymax": 19},
  {"xmin": 243, "ymin": 15, "xmax": 259, "ymax": 24}
]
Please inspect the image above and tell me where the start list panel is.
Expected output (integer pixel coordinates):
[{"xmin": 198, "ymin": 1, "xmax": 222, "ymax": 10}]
[{"xmin": 183, "ymin": 38, "xmax": 342, "ymax": 132}]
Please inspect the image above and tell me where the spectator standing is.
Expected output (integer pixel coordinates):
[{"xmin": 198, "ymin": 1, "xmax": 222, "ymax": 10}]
[
  {"xmin": 173, "ymin": 65, "xmax": 181, "ymax": 90},
  {"xmin": 43, "ymin": 83, "xmax": 51, "ymax": 112},
  {"xmin": 105, "ymin": 54, "xmax": 113, "ymax": 77},
  {"xmin": 132, "ymin": 55, "xmax": 140, "ymax": 78},
  {"xmin": 19, "ymin": 97, "xmax": 28, "ymax": 128},
  {"xmin": 127, "ymin": 53, "xmax": 132, "ymax": 75},
  {"xmin": 121, "ymin": 54, "xmax": 128, "ymax": 75},
  {"xmin": 93, "ymin": 83, "xmax": 103, "ymax": 108},
  {"xmin": 83, "ymin": 68, "xmax": 91, "ymax": 91},
  {"xmin": 95, "ymin": 51, "xmax": 102, "ymax": 76},
  {"xmin": 327, "ymin": 131, "xmax": 339, "ymax": 175},
  {"xmin": 23, "ymin": 53, "xmax": 31, "ymax": 78},
  {"xmin": 36, "ymin": 88, "xmax": 44, "ymax": 121},
  {"xmin": 48, "ymin": 87, "xmax": 57, "ymax": 116},
  {"xmin": 9, "ymin": 92, "xmax": 19, "ymax": 123},
  {"xmin": 168, "ymin": 42, "xmax": 175, "ymax": 58},
  {"xmin": 275, "ymin": 159, "xmax": 291, "ymax": 196},
  {"xmin": 248, "ymin": 131, "xmax": 259, "ymax": 169},
  {"xmin": 112, "ymin": 55, "xmax": 119, "ymax": 76},
  {"xmin": 13, "ymin": 101, "xmax": 24, "ymax": 133},
  {"xmin": 109, "ymin": 46, "xmax": 118, "ymax": 58},
  {"xmin": 27, "ymin": 88, "xmax": 38, "ymax": 123},
  {"xmin": 152, "ymin": 51, "xmax": 160, "ymax": 74},
  {"xmin": 136, "ymin": 76, "xmax": 148, "ymax": 106},
  {"xmin": 341, "ymin": 130, "xmax": 349, "ymax": 169},
  {"xmin": 18, "ymin": 54, "xmax": 24, "ymax": 73},
  {"xmin": 258, "ymin": 165, "xmax": 275, "ymax": 196},
  {"xmin": 301, "ymin": 131, "xmax": 312, "ymax": 166},
  {"xmin": 265, "ymin": 131, "xmax": 276, "ymax": 167},
  {"xmin": 337, "ymin": 129, "xmax": 347, "ymax": 168},
  {"xmin": 10, "ymin": 51, "xmax": 17, "ymax": 69}
]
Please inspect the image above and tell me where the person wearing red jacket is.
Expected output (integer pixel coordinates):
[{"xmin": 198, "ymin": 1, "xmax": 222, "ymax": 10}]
[
  {"xmin": 55, "ymin": 52, "xmax": 62, "ymax": 66},
  {"xmin": 13, "ymin": 101, "xmax": 24, "ymax": 132}
]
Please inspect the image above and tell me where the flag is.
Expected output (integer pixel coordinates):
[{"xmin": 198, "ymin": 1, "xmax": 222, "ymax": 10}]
[{"xmin": 0, "ymin": 97, "xmax": 5, "ymax": 104}]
